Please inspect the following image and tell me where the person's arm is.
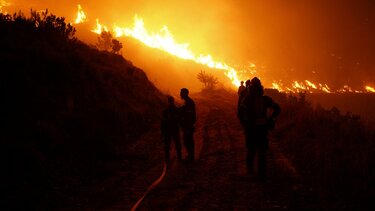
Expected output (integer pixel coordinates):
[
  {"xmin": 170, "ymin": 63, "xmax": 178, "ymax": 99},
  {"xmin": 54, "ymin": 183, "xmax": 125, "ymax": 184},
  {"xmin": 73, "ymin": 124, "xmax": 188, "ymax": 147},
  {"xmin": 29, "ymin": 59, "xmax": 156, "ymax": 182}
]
[
  {"xmin": 265, "ymin": 96, "xmax": 281, "ymax": 130},
  {"xmin": 237, "ymin": 97, "xmax": 247, "ymax": 124},
  {"xmin": 270, "ymin": 102, "xmax": 281, "ymax": 119}
]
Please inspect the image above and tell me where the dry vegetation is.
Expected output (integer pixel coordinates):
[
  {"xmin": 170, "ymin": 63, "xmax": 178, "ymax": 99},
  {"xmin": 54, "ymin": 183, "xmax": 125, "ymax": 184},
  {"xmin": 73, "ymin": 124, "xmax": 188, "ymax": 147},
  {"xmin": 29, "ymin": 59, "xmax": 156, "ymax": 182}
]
[
  {"xmin": 268, "ymin": 90, "xmax": 375, "ymax": 210},
  {"xmin": 1, "ymin": 11, "xmax": 165, "ymax": 209},
  {"xmin": 1, "ymin": 10, "xmax": 374, "ymax": 210}
]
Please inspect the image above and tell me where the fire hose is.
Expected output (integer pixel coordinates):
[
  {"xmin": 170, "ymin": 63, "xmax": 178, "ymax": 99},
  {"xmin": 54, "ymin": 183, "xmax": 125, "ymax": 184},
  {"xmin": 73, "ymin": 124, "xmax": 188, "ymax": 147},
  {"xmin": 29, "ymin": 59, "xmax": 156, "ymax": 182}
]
[{"xmin": 130, "ymin": 161, "xmax": 167, "ymax": 211}]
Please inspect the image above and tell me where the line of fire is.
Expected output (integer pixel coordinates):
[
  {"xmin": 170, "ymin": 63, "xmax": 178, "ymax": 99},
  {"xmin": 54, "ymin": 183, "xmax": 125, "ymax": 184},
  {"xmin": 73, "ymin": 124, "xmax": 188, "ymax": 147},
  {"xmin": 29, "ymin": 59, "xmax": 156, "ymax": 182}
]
[{"xmin": 2, "ymin": 2, "xmax": 374, "ymax": 93}]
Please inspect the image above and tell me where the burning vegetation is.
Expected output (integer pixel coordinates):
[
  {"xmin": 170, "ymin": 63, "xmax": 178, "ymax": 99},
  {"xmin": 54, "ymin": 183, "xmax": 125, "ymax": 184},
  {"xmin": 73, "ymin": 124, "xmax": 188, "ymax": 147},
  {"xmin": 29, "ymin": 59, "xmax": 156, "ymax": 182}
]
[
  {"xmin": 1, "ymin": 7, "xmax": 374, "ymax": 210},
  {"xmin": 71, "ymin": 4, "xmax": 374, "ymax": 94},
  {"xmin": 0, "ymin": 0, "xmax": 10, "ymax": 14},
  {"xmin": 74, "ymin": 4, "xmax": 86, "ymax": 24},
  {"xmin": 3, "ymin": 1, "xmax": 374, "ymax": 93}
]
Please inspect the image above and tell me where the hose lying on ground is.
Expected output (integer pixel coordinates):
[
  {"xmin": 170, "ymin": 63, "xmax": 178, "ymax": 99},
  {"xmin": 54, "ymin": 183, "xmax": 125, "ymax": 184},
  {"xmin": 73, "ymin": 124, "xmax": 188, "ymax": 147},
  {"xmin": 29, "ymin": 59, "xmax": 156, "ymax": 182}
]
[{"xmin": 130, "ymin": 161, "xmax": 167, "ymax": 211}]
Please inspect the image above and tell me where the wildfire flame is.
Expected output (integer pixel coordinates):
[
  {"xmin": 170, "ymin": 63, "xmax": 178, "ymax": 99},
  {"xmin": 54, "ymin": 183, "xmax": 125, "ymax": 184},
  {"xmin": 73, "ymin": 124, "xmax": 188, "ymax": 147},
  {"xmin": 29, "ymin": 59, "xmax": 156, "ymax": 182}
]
[
  {"xmin": 74, "ymin": 4, "xmax": 87, "ymax": 24},
  {"xmin": 110, "ymin": 14, "xmax": 241, "ymax": 86},
  {"xmin": 74, "ymin": 4, "xmax": 373, "ymax": 94},
  {"xmin": 365, "ymin": 86, "xmax": 375, "ymax": 93},
  {"xmin": 0, "ymin": 0, "xmax": 10, "ymax": 14},
  {"xmin": 92, "ymin": 18, "xmax": 108, "ymax": 34},
  {"xmin": 272, "ymin": 80, "xmax": 332, "ymax": 93}
]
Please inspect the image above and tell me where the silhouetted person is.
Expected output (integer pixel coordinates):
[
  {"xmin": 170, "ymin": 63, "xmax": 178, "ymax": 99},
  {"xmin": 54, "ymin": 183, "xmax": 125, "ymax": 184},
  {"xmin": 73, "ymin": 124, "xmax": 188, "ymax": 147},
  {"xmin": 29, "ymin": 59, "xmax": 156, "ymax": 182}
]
[
  {"xmin": 179, "ymin": 88, "xmax": 196, "ymax": 162},
  {"xmin": 161, "ymin": 96, "xmax": 182, "ymax": 162},
  {"xmin": 237, "ymin": 79, "xmax": 251, "ymax": 126},
  {"xmin": 238, "ymin": 81, "xmax": 246, "ymax": 96},
  {"xmin": 240, "ymin": 77, "xmax": 280, "ymax": 180}
]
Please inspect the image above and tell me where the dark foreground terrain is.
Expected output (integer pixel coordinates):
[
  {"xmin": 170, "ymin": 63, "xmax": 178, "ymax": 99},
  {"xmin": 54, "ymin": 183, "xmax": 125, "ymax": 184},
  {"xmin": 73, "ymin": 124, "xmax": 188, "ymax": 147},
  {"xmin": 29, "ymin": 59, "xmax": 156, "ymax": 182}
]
[
  {"xmin": 1, "ymin": 12, "xmax": 374, "ymax": 211},
  {"xmin": 136, "ymin": 91, "xmax": 323, "ymax": 210},
  {"xmin": 87, "ymin": 90, "xmax": 374, "ymax": 211}
]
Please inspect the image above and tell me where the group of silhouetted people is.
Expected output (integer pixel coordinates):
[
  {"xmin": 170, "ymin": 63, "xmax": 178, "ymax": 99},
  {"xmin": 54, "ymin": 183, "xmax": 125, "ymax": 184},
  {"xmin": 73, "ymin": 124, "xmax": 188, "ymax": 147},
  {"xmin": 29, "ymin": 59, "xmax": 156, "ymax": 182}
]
[
  {"xmin": 238, "ymin": 77, "xmax": 281, "ymax": 179},
  {"xmin": 160, "ymin": 88, "xmax": 196, "ymax": 163},
  {"xmin": 161, "ymin": 78, "xmax": 280, "ymax": 180}
]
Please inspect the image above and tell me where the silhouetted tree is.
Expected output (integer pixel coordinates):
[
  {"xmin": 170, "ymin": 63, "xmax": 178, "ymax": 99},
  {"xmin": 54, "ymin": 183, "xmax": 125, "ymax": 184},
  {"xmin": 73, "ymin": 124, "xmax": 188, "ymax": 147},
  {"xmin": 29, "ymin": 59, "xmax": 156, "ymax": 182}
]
[
  {"xmin": 112, "ymin": 39, "xmax": 123, "ymax": 54},
  {"xmin": 96, "ymin": 31, "xmax": 113, "ymax": 51},
  {"xmin": 197, "ymin": 70, "xmax": 219, "ymax": 90},
  {"xmin": 0, "ymin": 10, "xmax": 76, "ymax": 42},
  {"xmin": 96, "ymin": 31, "xmax": 123, "ymax": 53}
]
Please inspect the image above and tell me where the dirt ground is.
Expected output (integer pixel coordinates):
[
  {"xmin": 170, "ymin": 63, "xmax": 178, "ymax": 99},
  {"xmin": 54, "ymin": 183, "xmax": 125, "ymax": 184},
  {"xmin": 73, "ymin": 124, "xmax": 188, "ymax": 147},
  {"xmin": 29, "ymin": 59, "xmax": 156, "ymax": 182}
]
[{"xmin": 95, "ymin": 91, "xmax": 327, "ymax": 211}]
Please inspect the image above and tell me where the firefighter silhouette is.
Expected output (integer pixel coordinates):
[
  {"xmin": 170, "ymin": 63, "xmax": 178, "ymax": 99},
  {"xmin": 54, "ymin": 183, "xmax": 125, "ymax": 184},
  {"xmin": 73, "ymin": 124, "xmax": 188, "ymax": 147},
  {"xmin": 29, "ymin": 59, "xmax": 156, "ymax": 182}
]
[
  {"xmin": 179, "ymin": 88, "xmax": 196, "ymax": 162},
  {"xmin": 239, "ymin": 77, "xmax": 281, "ymax": 179},
  {"xmin": 238, "ymin": 81, "xmax": 246, "ymax": 96},
  {"xmin": 237, "ymin": 79, "xmax": 251, "ymax": 126},
  {"xmin": 161, "ymin": 96, "xmax": 182, "ymax": 162}
]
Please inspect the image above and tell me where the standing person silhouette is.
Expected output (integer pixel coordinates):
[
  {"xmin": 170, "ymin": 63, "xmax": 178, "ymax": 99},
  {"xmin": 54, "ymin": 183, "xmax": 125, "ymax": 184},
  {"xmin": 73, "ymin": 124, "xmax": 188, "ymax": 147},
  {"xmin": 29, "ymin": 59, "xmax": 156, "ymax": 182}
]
[
  {"xmin": 241, "ymin": 77, "xmax": 280, "ymax": 180},
  {"xmin": 161, "ymin": 96, "xmax": 182, "ymax": 163},
  {"xmin": 238, "ymin": 79, "xmax": 251, "ymax": 127},
  {"xmin": 179, "ymin": 88, "xmax": 196, "ymax": 162},
  {"xmin": 238, "ymin": 81, "xmax": 246, "ymax": 96}
]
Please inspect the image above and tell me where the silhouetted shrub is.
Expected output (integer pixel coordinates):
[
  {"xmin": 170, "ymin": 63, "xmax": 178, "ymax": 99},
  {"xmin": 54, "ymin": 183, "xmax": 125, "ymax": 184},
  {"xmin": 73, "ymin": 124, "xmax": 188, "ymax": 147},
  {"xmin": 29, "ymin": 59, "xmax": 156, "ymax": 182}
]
[
  {"xmin": 272, "ymin": 92, "xmax": 375, "ymax": 210},
  {"xmin": 197, "ymin": 70, "xmax": 219, "ymax": 90},
  {"xmin": 96, "ymin": 31, "xmax": 123, "ymax": 54},
  {"xmin": 112, "ymin": 38, "xmax": 123, "ymax": 54}
]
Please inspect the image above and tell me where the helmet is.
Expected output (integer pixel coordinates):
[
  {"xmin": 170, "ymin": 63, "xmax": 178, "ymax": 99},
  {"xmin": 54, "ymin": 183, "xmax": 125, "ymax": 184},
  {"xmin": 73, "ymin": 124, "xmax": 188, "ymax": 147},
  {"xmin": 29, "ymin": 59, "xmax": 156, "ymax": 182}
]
[{"xmin": 251, "ymin": 77, "xmax": 261, "ymax": 87}]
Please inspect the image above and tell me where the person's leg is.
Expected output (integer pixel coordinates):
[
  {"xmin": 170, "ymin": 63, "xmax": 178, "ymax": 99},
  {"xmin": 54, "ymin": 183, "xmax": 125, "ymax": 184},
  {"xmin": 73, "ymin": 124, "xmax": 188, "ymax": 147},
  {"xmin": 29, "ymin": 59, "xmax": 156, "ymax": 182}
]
[
  {"xmin": 258, "ymin": 151, "xmax": 267, "ymax": 179},
  {"xmin": 183, "ymin": 127, "xmax": 195, "ymax": 161},
  {"xmin": 164, "ymin": 135, "xmax": 172, "ymax": 162},
  {"xmin": 257, "ymin": 128, "xmax": 269, "ymax": 179},
  {"xmin": 246, "ymin": 150, "xmax": 255, "ymax": 173},
  {"xmin": 172, "ymin": 131, "xmax": 182, "ymax": 161},
  {"xmin": 189, "ymin": 132, "xmax": 195, "ymax": 161},
  {"xmin": 245, "ymin": 128, "xmax": 256, "ymax": 173}
]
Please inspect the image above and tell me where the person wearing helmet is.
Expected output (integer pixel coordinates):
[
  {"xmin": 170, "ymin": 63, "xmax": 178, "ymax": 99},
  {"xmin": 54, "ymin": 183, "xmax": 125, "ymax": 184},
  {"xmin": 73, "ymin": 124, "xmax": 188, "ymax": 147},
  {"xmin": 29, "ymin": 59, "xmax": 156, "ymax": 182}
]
[{"xmin": 238, "ymin": 81, "xmax": 246, "ymax": 96}]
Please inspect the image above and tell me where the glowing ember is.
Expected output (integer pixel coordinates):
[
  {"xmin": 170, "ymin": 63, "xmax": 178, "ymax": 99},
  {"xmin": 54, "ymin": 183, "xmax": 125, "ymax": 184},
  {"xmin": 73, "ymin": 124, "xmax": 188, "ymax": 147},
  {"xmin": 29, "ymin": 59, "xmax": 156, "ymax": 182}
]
[
  {"xmin": 365, "ymin": 86, "xmax": 375, "ymax": 93},
  {"xmin": 292, "ymin": 81, "xmax": 307, "ymax": 91},
  {"xmin": 272, "ymin": 82, "xmax": 284, "ymax": 92},
  {"xmin": 74, "ymin": 4, "xmax": 87, "ymax": 24},
  {"xmin": 337, "ymin": 85, "xmax": 363, "ymax": 93},
  {"xmin": 319, "ymin": 84, "xmax": 332, "ymax": 93},
  {"xmin": 305, "ymin": 80, "xmax": 317, "ymax": 89},
  {"xmin": 271, "ymin": 80, "xmax": 332, "ymax": 93}
]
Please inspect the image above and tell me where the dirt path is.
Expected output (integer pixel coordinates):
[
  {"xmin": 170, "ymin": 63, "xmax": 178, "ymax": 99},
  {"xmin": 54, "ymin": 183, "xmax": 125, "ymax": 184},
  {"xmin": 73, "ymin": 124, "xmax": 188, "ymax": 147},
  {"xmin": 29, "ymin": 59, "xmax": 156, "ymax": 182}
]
[
  {"xmin": 135, "ymin": 92, "xmax": 323, "ymax": 210},
  {"xmin": 97, "ymin": 91, "xmax": 324, "ymax": 210}
]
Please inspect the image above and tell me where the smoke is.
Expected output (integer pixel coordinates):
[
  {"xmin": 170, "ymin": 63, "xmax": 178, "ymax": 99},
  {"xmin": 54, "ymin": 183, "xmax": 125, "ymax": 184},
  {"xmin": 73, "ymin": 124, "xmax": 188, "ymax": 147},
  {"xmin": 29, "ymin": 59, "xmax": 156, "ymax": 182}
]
[{"xmin": 7, "ymin": 0, "xmax": 375, "ymax": 90}]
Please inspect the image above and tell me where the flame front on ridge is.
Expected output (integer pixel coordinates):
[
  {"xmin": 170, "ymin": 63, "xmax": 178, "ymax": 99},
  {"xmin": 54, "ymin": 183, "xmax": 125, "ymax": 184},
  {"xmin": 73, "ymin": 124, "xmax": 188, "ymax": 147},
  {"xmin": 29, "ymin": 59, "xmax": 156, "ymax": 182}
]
[
  {"xmin": 73, "ymin": 5, "xmax": 374, "ymax": 93},
  {"xmin": 111, "ymin": 14, "xmax": 241, "ymax": 87}
]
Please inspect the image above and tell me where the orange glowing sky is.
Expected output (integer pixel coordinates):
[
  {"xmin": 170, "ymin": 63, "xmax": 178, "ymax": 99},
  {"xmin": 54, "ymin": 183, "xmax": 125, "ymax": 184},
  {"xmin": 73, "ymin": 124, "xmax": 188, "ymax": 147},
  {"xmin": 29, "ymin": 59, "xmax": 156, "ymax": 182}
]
[{"xmin": 4, "ymin": 0, "xmax": 375, "ymax": 92}]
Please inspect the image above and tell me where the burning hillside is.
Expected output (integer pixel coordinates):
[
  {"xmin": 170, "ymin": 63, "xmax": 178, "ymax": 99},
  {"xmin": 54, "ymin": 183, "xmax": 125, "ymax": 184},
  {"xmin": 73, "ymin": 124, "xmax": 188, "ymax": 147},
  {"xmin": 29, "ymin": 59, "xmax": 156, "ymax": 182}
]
[
  {"xmin": 74, "ymin": 3, "xmax": 375, "ymax": 93},
  {"xmin": 2, "ymin": 1, "xmax": 375, "ymax": 93}
]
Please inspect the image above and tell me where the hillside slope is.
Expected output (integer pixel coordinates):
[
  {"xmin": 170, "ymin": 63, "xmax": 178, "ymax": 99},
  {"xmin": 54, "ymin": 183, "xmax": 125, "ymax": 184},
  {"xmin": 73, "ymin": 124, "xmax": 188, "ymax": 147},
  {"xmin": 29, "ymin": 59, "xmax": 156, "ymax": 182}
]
[{"xmin": 0, "ymin": 12, "xmax": 166, "ymax": 209}]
